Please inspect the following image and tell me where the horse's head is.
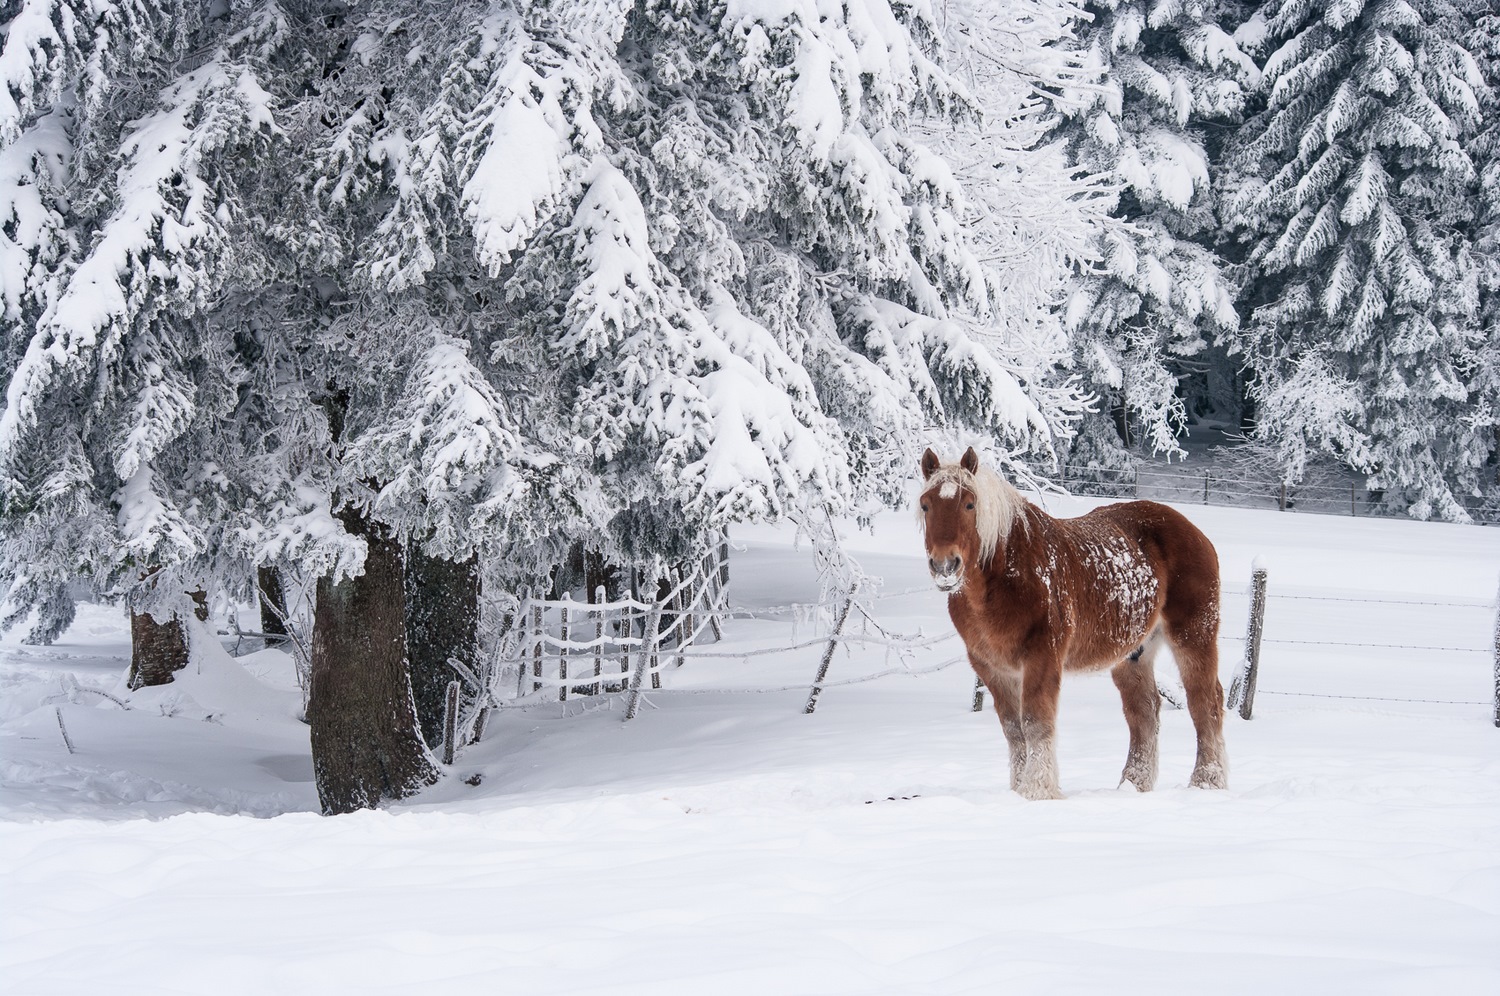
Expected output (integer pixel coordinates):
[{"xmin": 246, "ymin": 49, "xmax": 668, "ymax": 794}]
[{"xmin": 918, "ymin": 447, "xmax": 984, "ymax": 593}]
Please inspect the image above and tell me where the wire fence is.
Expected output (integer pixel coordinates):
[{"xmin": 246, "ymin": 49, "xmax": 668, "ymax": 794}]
[
  {"xmin": 1060, "ymin": 463, "xmax": 1500, "ymax": 525},
  {"xmin": 450, "ymin": 551, "xmax": 1499, "ymax": 764},
  {"xmin": 1225, "ymin": 573, "xmax": 1499, "ymax": 715},
  {"xmin": 471, "ymin": 575, "xmax": 1497, "ymax": 716}
]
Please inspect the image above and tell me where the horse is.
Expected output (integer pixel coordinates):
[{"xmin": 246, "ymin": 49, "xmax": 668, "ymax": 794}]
[{"xmin": 918, "ymin": 447, "xmax": 1227, "ymax": 800}]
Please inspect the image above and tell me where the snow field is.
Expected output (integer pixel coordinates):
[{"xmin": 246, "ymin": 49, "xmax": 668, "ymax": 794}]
[{"xmin": 3, "ymin": 498, "xmax": 1499, "ymax": 993}]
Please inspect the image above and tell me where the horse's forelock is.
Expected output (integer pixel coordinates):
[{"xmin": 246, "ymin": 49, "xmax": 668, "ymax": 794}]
[{"xmin": 921, "ymin": 461, "xmax": 1026, "ymax": 568}]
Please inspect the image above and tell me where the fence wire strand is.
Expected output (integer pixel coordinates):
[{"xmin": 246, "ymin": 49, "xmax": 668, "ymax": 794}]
[{"xmin": 1258, "ymin": 690, "xmax": 1488, "ymax": 706}]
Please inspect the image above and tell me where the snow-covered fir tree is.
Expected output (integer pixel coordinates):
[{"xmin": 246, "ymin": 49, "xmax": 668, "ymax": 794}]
[
  {"xmin": 1226, "ymin": 0, "xmax": 1491, "ymax": 520},
  {"xmin": 1, "ymin": 3, "xmax": 284, "ymax": 641},
  {"xmin": 1465, "ymin": 8, "xmax": 1500, "ymax": 519},
  {"xmin": 919, "ymin": 0, "xmax": 1112, "ymax": 477},
  {"xmin": 2, "ymin": 0, "xmax": 1084, "ymax": 810},
  {"xmin": 315, "ymin": 0, "xmax": 1086, "ymax": 570},
  {"xmin": 1049, "ymin": 0, "xmax": 1258, "ymax": 469}
]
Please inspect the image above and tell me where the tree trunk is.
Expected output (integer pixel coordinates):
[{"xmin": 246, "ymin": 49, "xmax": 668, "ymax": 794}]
[
  {"xmin": 308, "ymin": 507, "xmax": 439, "ymax": 815},
  {"xmin": 405, "ymin": 548, "xmax": 480, "ymax": 750},
  {"xmin": 257, "ymin": 566, "xmax": 288, "ymax": 637},
  {"xmin": 126, "ymin": 590, "xmax": 208, "ymax": 688},
  {"xmin": 1111, "ymin": 395, "xmax": 1133, "ymax": 449},
  {"xmin": 127, "ymin": 609, "xmax": 190, "ymax": 689},
  {"xmin": 583, "ymin": 549, "xmax": 617, "ymax": 602}
]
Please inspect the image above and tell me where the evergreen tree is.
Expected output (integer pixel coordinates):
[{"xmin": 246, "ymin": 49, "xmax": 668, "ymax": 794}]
[
  {"xmin": 2, "ymin": 1, "xmax": 1082, "ymax": 811},
  {"xmin": 1051, "ymin": 0, "xmax": 1257, "ymax": 466},
  {"xmin": 1466, "ymin": 8, "xmax": 1500, "ymax": 519},
  {"xmin": 1227, "ymin": 0, "xmax": 1489, "ymax": 519},
  {"xmin": 1, "ymin": 3, "xmax": 283, "ymax": 649}
]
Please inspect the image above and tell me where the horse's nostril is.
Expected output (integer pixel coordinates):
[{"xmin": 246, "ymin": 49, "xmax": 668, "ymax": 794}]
[{"xmin": 930, "ymin": 556, "xmax": 963, "ymax": 578}]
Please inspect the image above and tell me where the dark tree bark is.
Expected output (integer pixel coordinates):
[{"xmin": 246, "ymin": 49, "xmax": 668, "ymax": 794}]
[
  {"xmin": 308, "ymin": 506, "xmax": 439, "ymax": 815},
  {"xmin": 257, "ymin": 565, "xmax": 288, "ymax": 636},
  {"xmin": 583, "ymin": 549, "xmax": 617, "ymax": 602},
  {"xmin": 405, "ymin": 548, "xmax": 480, "ymax": 749},
  {"xmin": 126, "ymin": 590, "xmax": 208, "ymax": 688},
  {"xmin": 127, "ymin": 609, "xmax": 189, "ymax": 689},
  {"xmin": 1111, "ymin": 395, "xmax": 1133, "ymax": 449},
  {"xmin": 548, "ymin": 542, "xmax": 586, "ymax": 599}
]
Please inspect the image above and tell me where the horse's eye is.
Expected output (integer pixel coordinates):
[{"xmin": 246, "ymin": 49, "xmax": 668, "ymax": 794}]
[
  {"xmin": 920, "ymin": 504, "xmax": 928, "ymax": 512},
  {"xmin": 966, "ymin": 502, "xmax": 974, "ymax": 510}
]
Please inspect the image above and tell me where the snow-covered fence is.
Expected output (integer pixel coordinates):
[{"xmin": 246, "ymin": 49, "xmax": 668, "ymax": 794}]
[
  {"xmin": 502, "ymin": 543, "xmax": 730, "ymax": 707},
  {"xmin": 476, "ymin": 576, "xmax": 969, "ymax": 725}
]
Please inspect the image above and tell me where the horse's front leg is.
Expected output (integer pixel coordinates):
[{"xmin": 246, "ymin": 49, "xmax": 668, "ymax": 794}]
[
  {"xmin": 974, "ymin": 659, "xmax": 1026, "ymax": 790},
  {"xmin": 1016, "ymin": 652, "xmax": 1064, "ymax": 800}
]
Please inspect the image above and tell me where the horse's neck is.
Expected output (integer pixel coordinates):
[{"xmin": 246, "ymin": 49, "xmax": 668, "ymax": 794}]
[{"xmin": 978, "ymin": 504, "xmax": 1048, "ymax": 587}]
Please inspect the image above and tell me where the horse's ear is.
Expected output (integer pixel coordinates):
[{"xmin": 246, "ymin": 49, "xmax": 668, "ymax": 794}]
[
  {"xmin": 960, "ymin": 447, "xmax": 980, "ymax": 475},
  {"xmin": 920, "ymin": 448, "xmax": 941, "ymax": 480}
]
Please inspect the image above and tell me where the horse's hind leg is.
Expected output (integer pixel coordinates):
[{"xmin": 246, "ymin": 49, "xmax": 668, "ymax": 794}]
[
  {"xmin": 1111, "ymin": 628, "xmax": 1164, "ymax": 792},
  {"xmin": 1166, "ymin": 621, "xmax": 1228, "ymax": 789},
  {"xmin": 975, "ymin": 660, "xmax": 1026, "ymax": 790}
]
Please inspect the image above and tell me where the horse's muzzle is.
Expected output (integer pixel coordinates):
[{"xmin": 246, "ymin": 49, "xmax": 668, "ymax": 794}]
[{"xmin": 929, "ymin": 556, "xmax": 963, "ymax": 593}]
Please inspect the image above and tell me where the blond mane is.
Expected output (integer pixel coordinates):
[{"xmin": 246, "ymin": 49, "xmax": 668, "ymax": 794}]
[{"xmin": 921, "ymin": 459, "xmax": 1029, "ymax": 567}]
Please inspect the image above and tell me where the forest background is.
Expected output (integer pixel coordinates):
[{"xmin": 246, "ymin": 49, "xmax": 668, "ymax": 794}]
[{"xmin": 2, "ymin": 0, "xmax": 1496, "ymax": 813}]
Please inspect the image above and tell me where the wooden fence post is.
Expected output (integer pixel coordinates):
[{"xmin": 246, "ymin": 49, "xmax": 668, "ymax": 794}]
[
  {"xmin": 531, "ymin": 599, "xmax": 543, "ymax": 694},
  {"xmin": 684, "ymin": 565, "xmax": 697, "ymax": 658},
  {"xmin": 441, "ymin": 679, "xmax": 461, "ymax": 766},
  {"xmin": 626, "ymin": 568, "xmax": 641, "ymax": 694},
  {"xmin": 1278, "ymin": 482, "xmax": 1287, "ymax": 511},
  {"xmin": 594, "ymin": 586, "xmax": 605, "ymax": 696},
  {"xmin": 625, "ymin": 599, "xmax": 664, "ymax": 722},
  {"xmin": 558, "ymin": 593, "xmax": 570, "ymax": 701},
  {"xmin": 664, "ymin": 568, "xmax": 684, "ymax": 683},
  {"xmin": 1227, "ymin": 564, "xmax": 1268, "ymax": 720},
  {"xmin": 804, "ymin": 584, "xmax": 858, "ymax": 715},
  {"xmin": 971, "ymin": 674, "xmax": 985, "ymax": 713},
  {"xmin": 1492, "ymin": 572, "xmax": 1499, "ymax": 729},
  {"xmin": 706, "ymin": 548, "xmax": 724, "ymax": 642},
  {"xmin": 514, "ymin": 598, "xmax": 530, "ymax": 699}
]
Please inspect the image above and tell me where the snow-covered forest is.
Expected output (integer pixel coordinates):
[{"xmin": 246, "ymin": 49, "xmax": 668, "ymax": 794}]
[{"xmin": 1, "ymin": 0, "xmax": 1497, "ymax": 815}]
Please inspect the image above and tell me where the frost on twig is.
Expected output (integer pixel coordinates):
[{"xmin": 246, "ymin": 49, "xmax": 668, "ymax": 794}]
[{"xmin": 55, "ymin": 707, "xmax": 75, "ymax": 755}]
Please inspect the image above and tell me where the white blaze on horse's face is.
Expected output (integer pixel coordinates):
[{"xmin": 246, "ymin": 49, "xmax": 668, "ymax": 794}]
[
  {"xmin": 924, "ymin": 491, "xmax": 974, "ymax": 592},
  {"xmin": 919, "ymin": 448, "xmax": 982, "ymax": 595}
]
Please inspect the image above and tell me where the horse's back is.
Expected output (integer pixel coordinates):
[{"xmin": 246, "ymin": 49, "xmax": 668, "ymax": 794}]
[
  {"xmin": 1083, "ymin": 499, "xmax": 1220, "ymax": 636},
  {"xmin": 1083, "ymin": 500, "xmax": 1217, "ymax": 566}
]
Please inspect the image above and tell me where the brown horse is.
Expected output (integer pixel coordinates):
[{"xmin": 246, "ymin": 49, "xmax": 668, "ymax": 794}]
[{"xmin": 919, "ymin": 447, "xmax": 1227, "ymax": 800}]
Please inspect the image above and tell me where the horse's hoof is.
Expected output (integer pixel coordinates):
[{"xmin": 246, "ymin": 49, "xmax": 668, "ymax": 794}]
[
  {"xmin": 1016, "ymin": 781, "xmax": 1064, "ymax": 801},
  {"xmin": 1189, "ymin": 764, "xmax": 1228, "ymax": 789},
  {"xmin": 1120, "ymin": 765, "xmax": 1157, "ymax": 792}
]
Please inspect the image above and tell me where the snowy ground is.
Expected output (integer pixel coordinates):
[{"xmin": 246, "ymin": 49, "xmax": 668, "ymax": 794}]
[{"xmin": 3, "ymin": 496, "xmax": 1499, "ymax": 994}]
